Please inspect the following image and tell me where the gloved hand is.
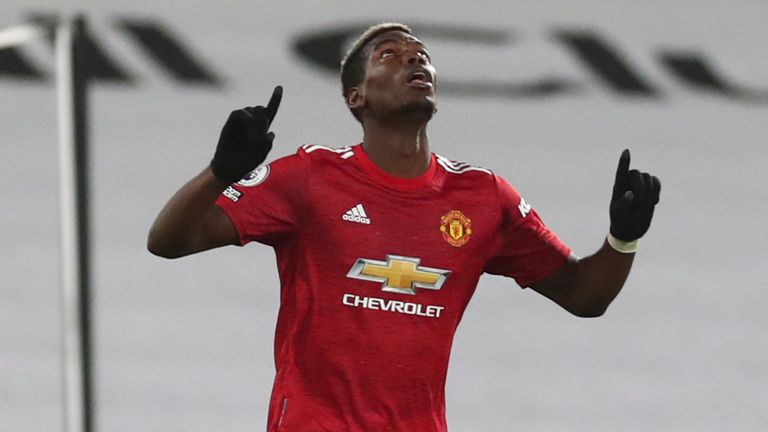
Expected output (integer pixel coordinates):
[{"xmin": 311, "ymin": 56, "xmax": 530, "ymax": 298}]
[
  {"xmin": 210, "ymin": 86, "xmax": 283, "ymax": 183},
  {"xmin": 609, "ymin": 149, "xmax": 661, "ymax": 241}
]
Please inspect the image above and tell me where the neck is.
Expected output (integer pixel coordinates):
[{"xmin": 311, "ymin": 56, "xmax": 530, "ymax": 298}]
[{"xmin": 361, "ymin": 116, "xmax": 431, "ymax": 178}]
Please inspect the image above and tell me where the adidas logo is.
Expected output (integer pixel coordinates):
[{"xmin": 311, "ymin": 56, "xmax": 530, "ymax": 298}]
[{"xmin": 342, "ymin": 204, "xmax": 371, "ymax": 225}]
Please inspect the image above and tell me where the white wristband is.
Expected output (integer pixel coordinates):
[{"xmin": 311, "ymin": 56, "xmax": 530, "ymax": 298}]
[{"xmin": 607, "ymin": 233, "xmax": 638, "ymax": 254}]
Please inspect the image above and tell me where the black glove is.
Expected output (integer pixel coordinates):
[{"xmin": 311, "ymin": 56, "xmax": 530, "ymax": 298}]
[
  {"xmin": 210, "ymin": 86, "xmax": 283, "ymax": 183},
  {"xmin": 609, "ymin": 149, "xmax": 661, "ymax": 241}
]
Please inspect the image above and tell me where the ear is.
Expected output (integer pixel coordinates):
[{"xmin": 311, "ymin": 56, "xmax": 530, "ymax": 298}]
[{"xmin": 346, "ymin": 87, "xmax": 365, "ymax": 111}]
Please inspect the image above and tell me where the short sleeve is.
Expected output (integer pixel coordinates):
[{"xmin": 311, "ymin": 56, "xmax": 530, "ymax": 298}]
[
  {"xmin": 215, "ymin": 149, "xmax": 309, "ymax": 246},
  {"xmin": 483, "ymin": 175, "xmax": 571, "ymax": 287}
]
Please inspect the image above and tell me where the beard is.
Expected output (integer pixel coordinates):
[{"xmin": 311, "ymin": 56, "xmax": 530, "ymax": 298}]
[
  {"xmin": 398, "ymin": 97, "xmax": 437, "ymax": 122},
  {"xmin": 365, "ymin": 92, "xmax": 438, "ymax": 123}
]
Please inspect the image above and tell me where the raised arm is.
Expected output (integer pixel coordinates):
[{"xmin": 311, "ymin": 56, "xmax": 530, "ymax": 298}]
[
  {"xmin": 530, "ymin": 149, "xmax": 661, "ymax": 317},
  {"xmin": 147, "ymin": 86, "xmax": 283, "ymax": 258}
]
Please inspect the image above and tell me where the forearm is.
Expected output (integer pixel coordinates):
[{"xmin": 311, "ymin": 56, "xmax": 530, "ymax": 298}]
[
  {"xmin": 569, "ymin": 240, "xmax": 635, "ymax": 316},
  {"xmin": 531, "ymin": 239, "xmax": 635, "ymax": 317},
  {"xmin": 147, "ymin": 166, "xmax": 232, "ymax": 258}
]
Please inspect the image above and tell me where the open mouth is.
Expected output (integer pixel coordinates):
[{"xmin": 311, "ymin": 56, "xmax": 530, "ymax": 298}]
[{"xmin": 406, "ymin": 70, "xmax": 433, "ymax": 88}]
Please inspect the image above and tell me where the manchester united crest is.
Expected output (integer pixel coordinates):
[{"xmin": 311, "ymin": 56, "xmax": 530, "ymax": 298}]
[{"xmin": 440, "ymin": 210, "xmax": 472, "ymax": 247}]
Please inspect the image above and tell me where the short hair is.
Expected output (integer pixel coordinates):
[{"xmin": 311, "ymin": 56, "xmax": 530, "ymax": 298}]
[{"xmin": 340, "ymin": 22, "xmax": 413, "ymax": 122}]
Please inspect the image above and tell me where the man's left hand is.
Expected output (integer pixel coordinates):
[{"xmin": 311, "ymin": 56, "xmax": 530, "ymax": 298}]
[{"xmin": 609, "ymin": 149, "xmax": 661, "ymax": 241}]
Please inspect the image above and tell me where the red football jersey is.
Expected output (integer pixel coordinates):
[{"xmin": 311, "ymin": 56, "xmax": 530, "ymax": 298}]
[{"xmin": 215, "ymin": 144, "xmax": 571, "ymax": 431}]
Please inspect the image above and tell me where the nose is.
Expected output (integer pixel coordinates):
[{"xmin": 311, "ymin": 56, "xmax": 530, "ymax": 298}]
[{"xmin": 406, "ymin": 49, "xmax": 428, "ymax": 65}]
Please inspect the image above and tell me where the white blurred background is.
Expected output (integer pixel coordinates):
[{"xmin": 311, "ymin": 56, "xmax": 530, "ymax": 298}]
[{"xmin": 2, "ymin": 1, "xmax": 766, "ymax": 431}]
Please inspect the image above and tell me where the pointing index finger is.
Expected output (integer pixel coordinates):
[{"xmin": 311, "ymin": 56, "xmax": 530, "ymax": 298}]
[
  {"xmin": 613, "ymin": 148, "xmax": 631, "ymax": 195},
  {"xmin": 615, "ymin": 149, "xmax": 631, "ymax": 182},
  {"xmin": 265, "ymin": 85, "xmax": 283, "ymax": 124}
]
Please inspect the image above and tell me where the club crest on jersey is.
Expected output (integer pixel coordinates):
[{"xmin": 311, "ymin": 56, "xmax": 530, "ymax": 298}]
[
  {"xmin": 237, "ymin": 165, "xmax": 270, "ymax": 187},
  {"xmin": 440, "ymin": 210, "xmax": 472, "ymax": 247}
]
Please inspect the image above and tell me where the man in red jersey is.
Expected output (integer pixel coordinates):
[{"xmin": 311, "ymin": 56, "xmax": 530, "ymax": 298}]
[{"xmin": 148, "ymin": 22, "xmax": 660, "ymax": 431}]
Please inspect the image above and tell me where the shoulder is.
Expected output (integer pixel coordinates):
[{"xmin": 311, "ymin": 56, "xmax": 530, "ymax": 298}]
[
  {"xmin": 234, "ymin": 146, "xmax": 323, "ymax": 186},
  {"xmin": 298, "ymin": 144, "xmax": 355, "ymax": 160},
  {"xmin": 434, "ymin": 153, "xmax": 493, "ymax": 177},
  {"xmin": 433, "ymin": 153, "xmax": 497, "ymax": 189},
  {"xmin": 292, "ymin": 144, "xmax": 359, "ymax": 176},
  {"xmin": 433, "ymin": 153, "xmax": 527, "ymax": 207},
  {"xmin": 250, "ymin": 144, "xmax": 353, "ymax": 176}
]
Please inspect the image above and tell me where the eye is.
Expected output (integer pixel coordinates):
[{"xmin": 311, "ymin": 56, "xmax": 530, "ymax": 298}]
[
  {"xmin": 381, "ymin": 49, "xmax": 395, "ymax": 58},
  {"xmin": 418, "ymin": 51, "xmax": 431, "ymax": 61}
]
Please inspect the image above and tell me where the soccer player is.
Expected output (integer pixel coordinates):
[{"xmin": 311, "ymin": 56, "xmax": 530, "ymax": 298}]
[{"xmin": 148, "ymin": 22, "xmax": 660, "ymax": 431}]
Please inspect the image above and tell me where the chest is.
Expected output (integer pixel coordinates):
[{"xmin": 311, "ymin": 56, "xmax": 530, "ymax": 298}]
[{"xmin": 304, "ymin": 174, "xmax": 497, "ymax": 277}]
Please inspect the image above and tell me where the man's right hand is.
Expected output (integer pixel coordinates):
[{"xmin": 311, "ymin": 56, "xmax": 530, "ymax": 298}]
[{"xmin": 210, "ymin": 85, "xmax": 283, "ymax": 183}]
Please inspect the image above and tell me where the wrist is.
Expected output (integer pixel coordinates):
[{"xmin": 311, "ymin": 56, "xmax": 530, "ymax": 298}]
[
  {"xmin": 606, "ymin": 233, "xmax": 638, "ymax": 254},
  {"xmin": 206, "ymin": 163, "xmax": 237, "ymax": 188},
  {"xmin": 209, "ymin": 158, "xmax": 241, "ymax": 184}
]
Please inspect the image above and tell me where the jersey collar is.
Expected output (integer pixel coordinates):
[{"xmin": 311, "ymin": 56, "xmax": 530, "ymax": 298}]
[{"xmin": 353, "ymin": 144, "xmax": 438, "ymax": 191}]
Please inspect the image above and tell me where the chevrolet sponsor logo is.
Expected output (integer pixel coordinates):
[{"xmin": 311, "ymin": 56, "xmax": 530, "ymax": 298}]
[
  {"xmin": 342, "ymin": 294, "xmax": 444, "ymax": 318},
  {"xmin": 346, "ymin": 255, "xmax": 450, "ymax": 295}
]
